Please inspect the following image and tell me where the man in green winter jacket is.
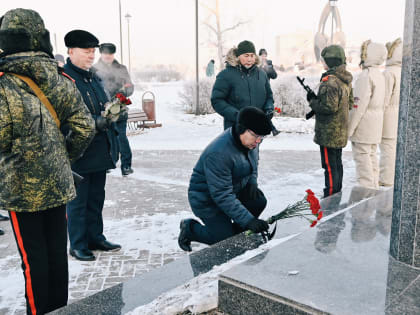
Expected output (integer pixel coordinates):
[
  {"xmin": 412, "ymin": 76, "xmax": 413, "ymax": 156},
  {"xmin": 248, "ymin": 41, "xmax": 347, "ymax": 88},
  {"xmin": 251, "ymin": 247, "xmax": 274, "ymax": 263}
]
[
  {"xmin": 211, "ymin": 40, "xmax": 274, "ymax": 130},
  {"xmin": 0, "ymin": 9, "xmax": 95, "ymax": 314},
  {"xmin": 308, "ymin": 45, "xmax": 354, "ymax": 197}
]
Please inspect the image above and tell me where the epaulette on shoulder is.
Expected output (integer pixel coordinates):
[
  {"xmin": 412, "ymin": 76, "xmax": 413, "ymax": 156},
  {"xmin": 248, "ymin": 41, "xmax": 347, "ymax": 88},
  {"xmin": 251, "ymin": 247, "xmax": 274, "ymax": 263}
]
[{"xmin": 61, "ymin": 72, "xmax": 75, "ymax": 83}]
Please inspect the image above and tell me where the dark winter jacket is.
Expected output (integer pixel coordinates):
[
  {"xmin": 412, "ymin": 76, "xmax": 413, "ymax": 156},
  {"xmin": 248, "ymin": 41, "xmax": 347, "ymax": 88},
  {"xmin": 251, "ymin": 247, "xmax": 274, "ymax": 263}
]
[
  {"xmin": 64, "ymin": 58, "xmax": 118, "ymax": 174},
  {"xmin": 93, "ymin": 59, "xmax": 134, "ymax": 97},
  {"xmin": 93, "ymin": 59, "xmax": 134, "ymax": 121},
  {"xmin": 309, "ymin": 64, "xmax": 354, "ymax": 148},
  {"xmin": 0, "ymin": 52, "xmax": 95, "ymax": 212},
  {"xmin": 260, "ymin": 59, "xmax": 277, "ymax": 80},
  {"xmin": 211, "ymin": 48, "xmax": 274, "ymax": 130},
  {"xmin": 188, "ymin": 127, "xmax": 259, "ymax": 228}
]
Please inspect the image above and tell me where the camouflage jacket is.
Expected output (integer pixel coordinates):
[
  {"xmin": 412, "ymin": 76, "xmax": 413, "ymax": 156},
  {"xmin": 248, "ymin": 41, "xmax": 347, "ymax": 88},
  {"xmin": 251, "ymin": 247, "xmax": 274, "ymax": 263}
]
[
  {"xmin": 310, "ymin": 64, "xmax": 354, "ymax": 148},
  {"xmin": 0, "ymin": 52, "xmax": 95, "ymax": 212}
]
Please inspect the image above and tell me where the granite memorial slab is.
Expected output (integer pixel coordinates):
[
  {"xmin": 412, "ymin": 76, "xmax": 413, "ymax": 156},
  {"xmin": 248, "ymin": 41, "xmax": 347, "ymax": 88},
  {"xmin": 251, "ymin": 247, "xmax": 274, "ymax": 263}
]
[
  {"xmin": 218, "ymin": 188, "xmax": 420, "ymax": 315},
  {"xmin": 53, "ymin": 186, "xmax": 380, "ymax": 314}
]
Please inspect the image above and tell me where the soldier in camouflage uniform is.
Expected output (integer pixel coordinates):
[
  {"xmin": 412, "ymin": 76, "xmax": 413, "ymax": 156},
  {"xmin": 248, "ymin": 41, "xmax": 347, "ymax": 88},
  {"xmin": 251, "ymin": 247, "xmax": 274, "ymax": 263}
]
[
  {"xmin": 308, "ymin": 45, "xmax": 353, "ymax": 197},
  {"xmin": 0, "ymin": 9, "xmax": 95, "ymax": 314}
]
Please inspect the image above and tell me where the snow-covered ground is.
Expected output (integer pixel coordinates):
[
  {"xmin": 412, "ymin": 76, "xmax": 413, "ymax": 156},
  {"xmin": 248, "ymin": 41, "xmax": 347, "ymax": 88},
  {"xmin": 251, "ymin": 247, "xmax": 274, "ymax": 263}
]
[
  {"xmin": 128, "ymin": 81, "xmax": 352, "ymax": 152},
  {"xmin": 0, "ymin": 81, "xmax": 356, "ymax": 314}
]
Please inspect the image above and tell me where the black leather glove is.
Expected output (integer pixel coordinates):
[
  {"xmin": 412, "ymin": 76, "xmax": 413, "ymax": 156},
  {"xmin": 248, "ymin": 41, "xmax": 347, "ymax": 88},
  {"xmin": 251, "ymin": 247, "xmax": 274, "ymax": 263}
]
[
  {"xmin": 305, "ymin": 110, "xmax": 315, "ymax": 120},
  {"xmin": 95, "ymin": 116, "xmax": 109, "ymax": 132},
  {"xmin": 246, "ymin": 218, "xmax": 269, "ymax": 233},
  {"xmin": 306, "ymin": 91, "xmax": 317, "ymax": 102}
]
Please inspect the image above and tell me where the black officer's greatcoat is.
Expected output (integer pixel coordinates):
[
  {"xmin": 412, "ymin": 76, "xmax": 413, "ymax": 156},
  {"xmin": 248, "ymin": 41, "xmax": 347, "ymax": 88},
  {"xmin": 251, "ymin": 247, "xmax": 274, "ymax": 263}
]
[{"xmin": 64, "ymin": 58, "xmax": 118, "ymax": 173}]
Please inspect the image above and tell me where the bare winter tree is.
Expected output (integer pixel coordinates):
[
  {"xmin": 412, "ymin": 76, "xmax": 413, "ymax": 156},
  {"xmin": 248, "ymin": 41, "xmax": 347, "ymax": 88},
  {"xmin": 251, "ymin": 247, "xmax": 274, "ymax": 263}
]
[{"xmin": 201, "ymin": 0, "xmax": 249, "ymax": 70}]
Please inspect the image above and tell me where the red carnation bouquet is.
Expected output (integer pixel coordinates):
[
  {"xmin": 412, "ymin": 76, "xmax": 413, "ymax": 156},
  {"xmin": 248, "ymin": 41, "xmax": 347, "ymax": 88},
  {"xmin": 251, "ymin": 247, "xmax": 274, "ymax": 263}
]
[
  {"xmin": 103, "ymin": 93, "xmax": 132, "ymax": 122},
  {"xmin": 274, "ymin": 106, "xmax": 282, "ymax": 114},
  {"xmin": 246, "ymin": 189, "xmax": 323, "ymax": 240}
]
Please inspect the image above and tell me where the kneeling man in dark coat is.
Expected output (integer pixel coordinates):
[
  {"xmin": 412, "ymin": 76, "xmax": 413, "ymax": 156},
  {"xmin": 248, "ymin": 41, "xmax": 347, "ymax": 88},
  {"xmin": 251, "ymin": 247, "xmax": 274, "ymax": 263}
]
[{"xmin": 178, "ymin": 107, "xmax": 271, "ymax": 251}]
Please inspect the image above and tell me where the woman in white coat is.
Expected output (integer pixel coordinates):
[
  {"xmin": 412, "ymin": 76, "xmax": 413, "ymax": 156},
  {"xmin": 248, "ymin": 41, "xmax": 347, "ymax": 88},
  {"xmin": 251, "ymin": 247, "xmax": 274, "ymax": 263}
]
[
  {"xmin": 348, "ymin": 40, "xmax": 387, "ymax": 189},
  {"xmin": 379, "ymin": 38, "xmax": 402, "ymax": 187}
]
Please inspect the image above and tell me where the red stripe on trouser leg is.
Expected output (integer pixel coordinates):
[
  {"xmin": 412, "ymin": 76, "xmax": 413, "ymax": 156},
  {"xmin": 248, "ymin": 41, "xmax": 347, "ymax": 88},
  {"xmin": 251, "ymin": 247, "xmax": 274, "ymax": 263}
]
[
  {"xmin": 10, "ymin": 212, "xmax": 37, "ymax": 315},
  {"xmin": 324, "ymin": 147, "xmax": 333, "ymax": 196}
]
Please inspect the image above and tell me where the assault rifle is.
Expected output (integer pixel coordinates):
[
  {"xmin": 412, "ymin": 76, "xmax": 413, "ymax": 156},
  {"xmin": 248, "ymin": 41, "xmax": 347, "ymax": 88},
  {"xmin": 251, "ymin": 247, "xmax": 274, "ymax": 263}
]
[{"xmin": 296, "ymin": 76, "xmax": 316, "ymax": 120}]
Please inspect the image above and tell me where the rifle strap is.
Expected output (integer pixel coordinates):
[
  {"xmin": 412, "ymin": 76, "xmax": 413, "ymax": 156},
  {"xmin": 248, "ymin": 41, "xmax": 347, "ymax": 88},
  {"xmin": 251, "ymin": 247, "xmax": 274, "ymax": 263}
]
[{"xmin": 10, "ymin": 73, "xmax": 61, "ymax": 128}]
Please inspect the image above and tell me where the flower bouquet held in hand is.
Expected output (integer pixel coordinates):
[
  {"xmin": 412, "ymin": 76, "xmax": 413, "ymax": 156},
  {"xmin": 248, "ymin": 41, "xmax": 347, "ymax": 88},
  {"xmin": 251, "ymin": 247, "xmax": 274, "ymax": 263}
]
[
  {"xmin": 274, "ymin": 106, "xmax": 282, "ymax": 114},
  {"xmin": 102, "ymin": 93, "xmax": 132, "ymax": 122},
  {"xmin": 246, "ymin": 189, "xmax": 323, "ymax": 241}
]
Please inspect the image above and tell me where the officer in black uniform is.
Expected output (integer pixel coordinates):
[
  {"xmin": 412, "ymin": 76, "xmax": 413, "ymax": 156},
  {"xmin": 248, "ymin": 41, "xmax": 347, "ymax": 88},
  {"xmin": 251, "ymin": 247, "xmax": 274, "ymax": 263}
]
[{"xmin": 64, "ymin": 30, "xmax": 121, "ymax": 261}]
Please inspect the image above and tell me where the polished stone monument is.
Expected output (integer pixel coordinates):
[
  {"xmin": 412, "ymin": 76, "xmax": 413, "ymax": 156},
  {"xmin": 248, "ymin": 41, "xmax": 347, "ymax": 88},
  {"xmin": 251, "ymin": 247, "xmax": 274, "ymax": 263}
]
[
  {"xmin": 389, "ymin": 0, "xmax": 420, "ymax": 268},
  {"xmin": 218, "ymin": 188, "xmax": 417, "ymax": 315}
]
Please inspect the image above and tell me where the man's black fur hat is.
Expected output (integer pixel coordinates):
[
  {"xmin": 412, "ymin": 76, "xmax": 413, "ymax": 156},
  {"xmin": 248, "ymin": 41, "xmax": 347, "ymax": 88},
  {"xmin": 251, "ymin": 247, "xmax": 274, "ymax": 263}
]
[
  {"xmin": 236, "ymin": 107, "xmax": 272, "ymax": 136},
  {"xmin": 99, "ymin": 43, "xmax": 116, "ymax": 54}
]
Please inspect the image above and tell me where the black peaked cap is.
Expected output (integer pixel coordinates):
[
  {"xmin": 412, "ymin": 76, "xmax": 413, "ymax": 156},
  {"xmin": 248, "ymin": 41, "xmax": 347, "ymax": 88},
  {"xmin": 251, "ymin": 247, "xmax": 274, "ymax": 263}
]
[{"xmin": 64, "ymin": 30, "xmax": 99, "ymax": 48}]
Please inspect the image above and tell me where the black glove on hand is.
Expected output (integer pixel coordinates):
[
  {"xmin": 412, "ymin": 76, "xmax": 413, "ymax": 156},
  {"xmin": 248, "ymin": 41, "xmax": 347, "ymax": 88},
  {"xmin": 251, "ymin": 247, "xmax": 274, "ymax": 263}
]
[
  {"xmin": 306, "ymin": 91, "xmax": 317, "ymax": 102},
  {"xmin": 95, "ymin": 116, "xmax": 109, "ymax": 132},
  {"xmin": 248, "ymin": 183, "xmax": 259, "ymax": 200},
  {"xmin": 246, "ymin": 218, "xmax": 269, "ymax": 233}
]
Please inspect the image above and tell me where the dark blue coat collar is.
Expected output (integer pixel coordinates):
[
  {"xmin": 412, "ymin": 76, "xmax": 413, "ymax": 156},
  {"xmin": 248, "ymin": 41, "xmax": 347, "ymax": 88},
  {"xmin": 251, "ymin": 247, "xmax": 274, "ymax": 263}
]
[{"xmin": 65, "ymin": 58, "xmax": 94, "ymax": 78}]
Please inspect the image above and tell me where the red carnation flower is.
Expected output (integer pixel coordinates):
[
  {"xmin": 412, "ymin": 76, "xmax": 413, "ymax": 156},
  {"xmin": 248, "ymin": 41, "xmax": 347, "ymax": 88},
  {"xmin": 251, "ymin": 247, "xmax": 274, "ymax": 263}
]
[
  {"xmin": 317, "ymin": 211, "xmax": 323, "ymax": 220},
  {"xmin": 125, "ymin": 98, "xmax": 132, "ymax": 105},
  {"xmin": 310, "ymin": 220, "xmax": 318, "ymax": 227},
  {"xmin": 306, "ymin": 189, "xmax": 315, "ymax": 195},
  {"xmin": 310, "ymin": 203, "xmax": 320, "ymax": 215},
  {"xmin": 307, "ymin": 194, "xmax": 321, "ymax": 214},
  {"xmin": 274, "ymin": 107, "xmax": 282, "ymax": 114}
]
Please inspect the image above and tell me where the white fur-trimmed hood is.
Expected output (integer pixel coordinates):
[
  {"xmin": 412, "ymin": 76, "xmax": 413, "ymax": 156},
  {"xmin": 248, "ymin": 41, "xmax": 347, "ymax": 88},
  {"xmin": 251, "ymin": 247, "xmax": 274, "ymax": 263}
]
[
  {"xmin": 360, "ymin": 40, "xmax": 387, "ymax": 68},
  {"xmin": 386, "ymin": 38, "xmax": 402, "ymax": 67}
]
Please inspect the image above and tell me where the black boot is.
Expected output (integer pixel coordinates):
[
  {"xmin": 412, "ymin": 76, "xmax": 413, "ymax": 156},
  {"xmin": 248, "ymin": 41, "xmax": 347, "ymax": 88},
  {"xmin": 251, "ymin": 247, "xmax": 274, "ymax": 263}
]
[
  {"xmin": 178, "ymin": 219, "xmax": 198, "ymax": 252},
  {"xmin": 272, "ymin": 128, "xmax": 280, "ymax": 136},
  {"xmin": 122, "ymin": 166, "xmax": 134, "ymax": 176},
  {"xmin": 69, "ymin": 249, "xmax": 96, "ymax": 261},
  {"xmin": 0, "ymin": 213, "xmax": 9, "ymax": 221},
  {"xmin": 0, "ymin": 228, "xmax": 4, "ymax": 236}
]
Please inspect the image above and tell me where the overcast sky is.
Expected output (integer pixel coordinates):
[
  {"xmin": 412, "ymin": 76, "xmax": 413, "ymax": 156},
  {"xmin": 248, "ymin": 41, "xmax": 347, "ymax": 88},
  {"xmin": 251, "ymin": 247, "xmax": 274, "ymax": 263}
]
[{"xmin": 1, "ymin": 0, "xmax": 406, "ymax": 70}]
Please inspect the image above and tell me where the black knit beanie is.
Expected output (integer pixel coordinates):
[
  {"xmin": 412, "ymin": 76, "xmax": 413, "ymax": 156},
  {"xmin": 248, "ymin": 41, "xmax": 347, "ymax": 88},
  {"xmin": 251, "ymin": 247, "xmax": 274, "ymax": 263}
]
[{"xmin": 235, "ymin": 40, "xmax": 256, "ymax": 57}]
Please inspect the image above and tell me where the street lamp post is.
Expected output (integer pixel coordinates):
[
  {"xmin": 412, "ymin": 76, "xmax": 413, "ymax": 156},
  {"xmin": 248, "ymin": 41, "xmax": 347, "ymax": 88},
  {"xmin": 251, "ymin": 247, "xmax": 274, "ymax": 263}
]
[
  {"xmin": 195, "ymin": 0, "xmax": 199, "ymax": 115},
  {"xmin": 125, "ymin": 13, "xmax": 132, "ymax": 74},
  {"xmin": 119, "ymin": 0, "xmax": 123, "ymax": 63}
]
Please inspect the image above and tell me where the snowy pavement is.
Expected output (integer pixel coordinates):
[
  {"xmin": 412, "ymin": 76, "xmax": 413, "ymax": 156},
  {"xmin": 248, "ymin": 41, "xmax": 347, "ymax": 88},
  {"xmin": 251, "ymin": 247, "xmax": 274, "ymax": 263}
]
[{"xmin": 0, "ymin": 82, "xmax": 356, "ymax": 314}]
